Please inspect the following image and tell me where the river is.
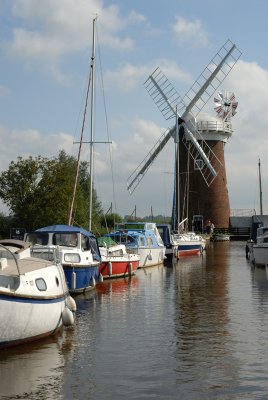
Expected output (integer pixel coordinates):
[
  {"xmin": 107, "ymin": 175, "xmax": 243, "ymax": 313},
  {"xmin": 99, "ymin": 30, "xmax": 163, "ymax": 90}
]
[{"xmin": 1, "ymin": 241, "xmax": 268, "ymax": 400}]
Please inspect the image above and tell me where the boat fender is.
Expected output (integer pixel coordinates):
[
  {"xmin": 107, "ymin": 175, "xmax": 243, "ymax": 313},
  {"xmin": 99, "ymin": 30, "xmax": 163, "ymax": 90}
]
[
  {"xmin": 128, "ymin": 262, "xmax": 132, "ymax": 275},
  {"xmin": 71, "ymin": 271, "xmax": 76, "ymax": 290},
  {"xmin": 148, "ymin": 252, "xmax": 152, "ymax": 261},
  {"xmin": 99, "ymin": 273, "xmax": 103, "ymax": 283},
  {"xmin": 62, "ymin": 306, "xmax": 74, "ymax": 327},
  {"xmin": 108, "ymin": 261, "xmax": 112, "ymax": 276},
  {"xmin": 91, "ymin": 276, "xmax": 96, "ymax": 287},
  {"xmin": 66, "ymin": 295, "xmax": 77, "ymax": 312}
]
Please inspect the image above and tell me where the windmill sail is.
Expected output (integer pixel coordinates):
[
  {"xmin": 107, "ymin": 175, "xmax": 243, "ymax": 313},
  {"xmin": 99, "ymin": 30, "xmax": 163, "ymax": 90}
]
[{"xmin": 127, "ymin": 39, "xmax": 242, "ymax": 194}]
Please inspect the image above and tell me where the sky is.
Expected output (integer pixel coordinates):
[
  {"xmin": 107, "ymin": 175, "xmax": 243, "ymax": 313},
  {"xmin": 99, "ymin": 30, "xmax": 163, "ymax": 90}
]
[{"xmin": 0, "ymin": 0, "xmax": 268, "ymax": 220}]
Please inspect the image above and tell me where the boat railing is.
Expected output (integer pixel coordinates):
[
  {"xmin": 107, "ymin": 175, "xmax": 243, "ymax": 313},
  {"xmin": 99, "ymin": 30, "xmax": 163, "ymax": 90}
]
[{"xmin": 0, "ymin": 243, "xmax": 21, "ymax": 275}]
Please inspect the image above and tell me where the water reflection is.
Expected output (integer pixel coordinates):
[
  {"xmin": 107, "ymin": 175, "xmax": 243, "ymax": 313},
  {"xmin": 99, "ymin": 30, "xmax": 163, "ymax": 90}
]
[
  {"xmin": 4, "ymin": 242, "xmax": 268, "ymax": 399},
  {"xmin": 0, "ymin": 331, "xmax": 74, "ymax": 400}
]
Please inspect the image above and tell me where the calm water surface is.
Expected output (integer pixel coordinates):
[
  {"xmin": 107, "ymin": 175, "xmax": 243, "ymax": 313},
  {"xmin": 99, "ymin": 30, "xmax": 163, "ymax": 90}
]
[{"xmin": 1, "ymin": 241, "xmax": 268, "ymax": 399}]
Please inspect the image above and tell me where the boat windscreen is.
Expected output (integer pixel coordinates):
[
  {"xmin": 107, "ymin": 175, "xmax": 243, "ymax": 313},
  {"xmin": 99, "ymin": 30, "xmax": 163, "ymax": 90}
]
[{"xmin": 25, "ymin": 232, "xmax": 49, "ymax": 246}]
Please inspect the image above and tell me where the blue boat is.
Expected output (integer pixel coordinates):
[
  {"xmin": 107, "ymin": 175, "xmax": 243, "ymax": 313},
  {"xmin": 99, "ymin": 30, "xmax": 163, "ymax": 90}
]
[
  {"xmin": 25, "ymin": 225, "xmax": 101, "ymax": 294},
  {"xmin": 105, "ymin": 222, "xmax": 166, "ymax": 268}
]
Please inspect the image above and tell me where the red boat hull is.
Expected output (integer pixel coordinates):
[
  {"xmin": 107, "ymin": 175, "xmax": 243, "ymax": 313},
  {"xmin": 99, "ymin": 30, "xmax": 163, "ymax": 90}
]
[
  {"xmin": 177, "ymin": 248, "xmax": 201, "ymax": 257},
  {"xmin": 99, "ymin": 259, "xmax": 139, "ymax": 279}
]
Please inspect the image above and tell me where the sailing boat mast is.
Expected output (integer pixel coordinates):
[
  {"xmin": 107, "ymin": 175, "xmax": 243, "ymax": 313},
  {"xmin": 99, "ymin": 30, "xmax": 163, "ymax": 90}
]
[
  {"xmin": 172, "ymin": 111, "xmax": 180, "ymax": 233},
  {"xmin": 88, "ymin": 17, "xmax": 97, "ymax": 231},
  {"xmin": 258, "ymin": 157, "xmax": 263, "ymax": 216},
  {"xmin": 67, "ymin": 17, "xmax": 97, "ymax": 228}
]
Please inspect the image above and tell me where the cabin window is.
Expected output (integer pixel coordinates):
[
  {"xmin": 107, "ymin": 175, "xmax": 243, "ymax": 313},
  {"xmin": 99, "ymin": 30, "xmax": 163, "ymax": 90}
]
[
  {"xmin": 139, "ymin": 237, "xmax": 146, "ymax": 246},
  {"xmin": 35, "ymin": 278, "xmax": 47, "ymax": 291},
  {"xmin": 147, "ymin": 237, "xmax": 153, "ymax": 246},
  {"xmin": 109, "ymin": 249, "xmax": 124, "ymax": 257},
  {"xmin": 81, "ymin": 235, "xmax": 90, "ymax": 251},
  {"xmin": 53, "ymin": 233, "xmax": 78, "ymax": 247},
  {"xmin": 26, "ymin": 232, "xmax": 49, "ymax": 246},
  {"xmin": 64, "ymin": 253, "xmax": 80, "ymax": 263},
  {"xmin": 88, "ymin": 237, "xmax": 101, "ymax": 262}
]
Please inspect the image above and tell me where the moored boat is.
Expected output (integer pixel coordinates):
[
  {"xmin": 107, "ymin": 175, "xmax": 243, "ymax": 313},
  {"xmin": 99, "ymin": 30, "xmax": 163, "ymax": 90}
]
[
  {"xmin": 25, "ymin": 225, "xmax": 101, "ymax": 294},
  {"xmin": 97, "ymin": 236, "xmax": 140, "ymax": 279},
  {"xmin": 250, "ymin": 225, "xmax": 268, "ymax": 266},
  {"xmin": 173, "ymin": 231, "xmax": 205, "ymax": 256},
  {"xmin": 212, "ymin": 233, "xmax": 230, "ymax": 242},
  {"xmin": 105, "ymin": 222, "xmax": 166, "ymax": 268},
  {"xmin": 0, "ymin": 239, "xmax": 75, "ymax": 348}
]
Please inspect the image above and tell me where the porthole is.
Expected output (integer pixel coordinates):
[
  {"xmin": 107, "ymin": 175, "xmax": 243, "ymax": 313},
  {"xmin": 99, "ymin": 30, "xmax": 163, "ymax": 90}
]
[{"xmin": 35, "ymin": 278, "xmax": 47, "ymax": 291}]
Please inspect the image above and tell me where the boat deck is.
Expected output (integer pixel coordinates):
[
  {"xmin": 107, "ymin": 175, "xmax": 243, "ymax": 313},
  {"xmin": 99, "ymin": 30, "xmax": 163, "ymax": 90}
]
[{"xmin": 0, "ymin": 257, "xmax": 53, "ymax": 276}]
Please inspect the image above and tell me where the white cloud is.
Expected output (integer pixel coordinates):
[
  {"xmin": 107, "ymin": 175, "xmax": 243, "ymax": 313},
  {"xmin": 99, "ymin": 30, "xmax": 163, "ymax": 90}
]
[
  {"xmin": 172, "ymin": 17, "xmax": 209, "ymax": 46},
  {"xmin": 105, "ymin": 59, "xmax": 192, "ymax": 92},
  {"xmin": 4, "ymin": 0, "xmax": 147, "ymax": 82},
  {"xmin": 0, "ymin": 126, "xmax": 74, "ymax": 172}
]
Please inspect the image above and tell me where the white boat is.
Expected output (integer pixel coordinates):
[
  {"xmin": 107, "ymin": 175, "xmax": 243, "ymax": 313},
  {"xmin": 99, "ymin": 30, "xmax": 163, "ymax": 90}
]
[
  {"xmin": 106, "ymin": 222, "xmax": 166, "ymax": 268},
  {"xmin": 98, "ymin": 237, "xmax": 140, "ymax": 278},
  {"xmin": 246, "ymin": 159, "xmax": 265, "ymax": 264},
  {"xmin": 212, "ymin": 234, "xmax": 230, "ymax": 242},
  {"xmin": 173, "ymin": 230, "xmax": 206, "ymax": 256},
  {"xmin": 0, "ymin": 239, "xmax": 76, "ymax": 348},
  {"xmin": 157, "ymin": 223, "xmax": 205, "ymax": 257},
  {"xmin": 25, "ymin": 225, "xmax": 101, "ymax": 294},
  {"xmin": 251, "ymin": 226, "xmax": 268, "ymax": 266}
]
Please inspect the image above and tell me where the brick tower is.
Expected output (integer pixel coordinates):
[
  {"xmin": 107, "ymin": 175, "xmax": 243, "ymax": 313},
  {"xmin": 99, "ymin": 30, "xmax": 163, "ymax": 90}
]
[{"xmin": 179, "ymin": 112, "xmax": 234, "ymax": 229}]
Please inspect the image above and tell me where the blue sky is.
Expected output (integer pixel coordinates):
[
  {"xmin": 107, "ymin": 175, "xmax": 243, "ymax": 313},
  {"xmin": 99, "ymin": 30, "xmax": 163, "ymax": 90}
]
[{"xmin": 0, "ymin": 0, "xmax": 268, "ymax": 220}]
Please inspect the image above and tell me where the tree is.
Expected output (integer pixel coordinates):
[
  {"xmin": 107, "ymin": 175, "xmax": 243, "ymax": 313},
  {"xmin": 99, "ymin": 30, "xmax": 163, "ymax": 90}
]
[
  {"xmin": 100, "ymin": 213, "xmax": 123, "ymax": 233},
  {"xmin": 0, "ymin": 151, "xmax": 103, "ymax": 232}
]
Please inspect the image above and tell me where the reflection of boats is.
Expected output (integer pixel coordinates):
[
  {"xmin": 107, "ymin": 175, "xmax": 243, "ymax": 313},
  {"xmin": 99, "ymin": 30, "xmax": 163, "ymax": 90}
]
[
  {"xmin": 0, "ymin": 239, "xmax": 75, "ymax": 348},
  {"xmin": 97, "ymin": 236, "xmax": 140, "ymax": 279},
  {"xmin": 0, "ymin": 335, "xmax": 71, "ymax": 398},
  {"xmin": 96, "ymin": 275, "xmax": 138, "ymax": 296},
  {"xmin": 25, "ymin": 225, "xmax": 101, "ymax": 294},
  {"xmin": 106, "ymin": 222, "xmax": 165, "ymax": 267}
]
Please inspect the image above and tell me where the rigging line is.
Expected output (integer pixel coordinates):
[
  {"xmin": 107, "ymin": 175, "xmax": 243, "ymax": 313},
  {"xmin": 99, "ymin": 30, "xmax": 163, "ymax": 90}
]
[
  {"xmin": 68, "ymin": 60, "xmax": 93, "ymax": 225},
  {"xmin": 95, "ymin": 23, "xmax": 117, "ymax": 216}
]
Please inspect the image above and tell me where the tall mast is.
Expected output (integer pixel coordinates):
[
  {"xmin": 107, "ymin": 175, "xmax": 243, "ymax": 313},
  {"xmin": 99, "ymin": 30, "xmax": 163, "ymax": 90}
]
[
  {"xmin": 89, "ymin": 17, "xmax": 97, "ymax": 231},
  {"xmin": 175, "ymin": 112, "xmax": 180, "ymax": 232},
  {"xmin": 258, "ymin": 157, "xmax": 263, "ymax": 216}
]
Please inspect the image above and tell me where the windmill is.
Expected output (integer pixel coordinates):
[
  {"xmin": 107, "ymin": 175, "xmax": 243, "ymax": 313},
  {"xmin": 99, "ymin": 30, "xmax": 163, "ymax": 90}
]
[{"xmin": 127, "ymin": 39, "xmax": 241, "ymax": 231}]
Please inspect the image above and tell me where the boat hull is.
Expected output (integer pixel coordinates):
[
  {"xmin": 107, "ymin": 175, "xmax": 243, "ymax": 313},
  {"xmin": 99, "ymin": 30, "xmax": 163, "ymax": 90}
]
[
  {"xmin": 252, "ymin": 245, "xmax": 268, "ymax": 267},
  {"xmin": 138, "ymin": 247, "xmax": 165, "ymax": 268},
  {"xmin": 177, "ymin": 244, "xmax": 201, "ymax": 256},
  {"xmin": 0, "ymin": 294, "xmax": 65, "ymax": 347},
  {"xmin": 64, "ymin": 264, "xmax": 100, "ymax": 293},
  {"xmin": 99, "ymin": 259, "xmax": 139, "ymax": 279}
]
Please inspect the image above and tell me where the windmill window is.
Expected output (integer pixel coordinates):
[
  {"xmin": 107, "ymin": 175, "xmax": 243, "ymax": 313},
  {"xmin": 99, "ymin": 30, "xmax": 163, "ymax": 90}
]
[{"xmin": 194, "ymin": 159, "xmax": 204, "ymax": 170}]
